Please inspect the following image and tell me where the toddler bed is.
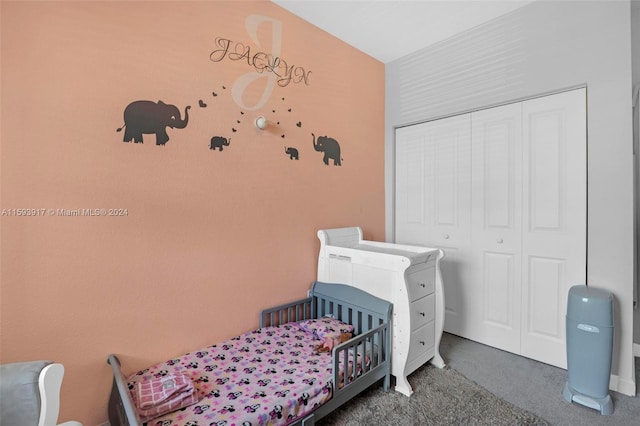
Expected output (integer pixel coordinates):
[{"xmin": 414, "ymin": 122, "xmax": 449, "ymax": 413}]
[{"xmin": 107, "ymin": 281, "xmax": 392, "ymax": 425}]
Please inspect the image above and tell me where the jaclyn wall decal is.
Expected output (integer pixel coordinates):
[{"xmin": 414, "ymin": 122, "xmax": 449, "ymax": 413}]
[
  {"xmin": 285, "ymin": 146, "xmax": 299, "ymax": 160},
  {"xmin": 117, "ymin": 100, "xmax": 191, "ymax": 145},
  {"xmin": 210, "ymin": 37, "xmax": 311, "ymax": 88},
  {"xmin": 312, "ymin": 133, "xmax": 342, "ymax": 166},
  {"xmin": 209, "ymin": 15, "xmax": 311, "ymax": 111}
]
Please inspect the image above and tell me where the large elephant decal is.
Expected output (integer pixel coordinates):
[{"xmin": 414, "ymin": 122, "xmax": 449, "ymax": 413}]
[
  {"xmin": 312, "ymin": 133, "xmax": 342, "ymax": 166},
  {"xmin": 117, "ymin": 100, "xmax": 191, "ymax": 145}
]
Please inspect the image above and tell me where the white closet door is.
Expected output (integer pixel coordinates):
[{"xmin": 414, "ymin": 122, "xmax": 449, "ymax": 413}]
[
  {"xmin": 396, "ymin": 114, "xmax": 472, "ymax": 334},
  {"xmin": 395, "ymin": 88, "xmax": 586, "ymax": 369},
  {"xmin": 470, "ymin": 103, "xmax": 523, "ymax": 352},
  {"xmin": 520, "ymin": 89, "xmax": 587, "ymax": 368}
]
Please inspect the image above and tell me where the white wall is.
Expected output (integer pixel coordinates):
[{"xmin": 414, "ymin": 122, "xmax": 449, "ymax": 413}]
[
  {"xmin": 385, "ymin": 0, "xmax": 636, "ymax": 395},
  {"xmin": 632, "ymin": 0, "xmax": 640, "ymax": 346},
  {"xmin": 634, "ymin": 2, "xmax": 640, "ymax": 85}
]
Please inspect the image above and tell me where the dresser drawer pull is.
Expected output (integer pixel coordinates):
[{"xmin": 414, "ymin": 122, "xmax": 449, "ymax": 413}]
[{"xmin": 329, "ymin": 253, "xmax": 352, "ymax": 261}]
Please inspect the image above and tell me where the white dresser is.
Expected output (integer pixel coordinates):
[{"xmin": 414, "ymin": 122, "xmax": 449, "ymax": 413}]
[{"xmin": 317, "ymin": 227, "xmax": 445, "ymax": 396}]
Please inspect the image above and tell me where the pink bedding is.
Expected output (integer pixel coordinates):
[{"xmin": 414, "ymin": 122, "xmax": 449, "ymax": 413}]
[{"xmin": 127, "ymin": 323, "xmax": 350, "ymax": 425}]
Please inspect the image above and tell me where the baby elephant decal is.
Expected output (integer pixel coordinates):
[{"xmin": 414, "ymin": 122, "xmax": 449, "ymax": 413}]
[
  {"xmin": 117, "ymin": 100, "xmax": 190, "ymax": 145},
  {"xmin": 285, "ymin": 146, "xmax": 299, "ymax": 160},
  {"xmin": 312, "ymin": 133, "xmax": 342, "ymax": 166},
  {"xmin": 210, "ymin": 136, "xmax": 230, "ymax": 151}
]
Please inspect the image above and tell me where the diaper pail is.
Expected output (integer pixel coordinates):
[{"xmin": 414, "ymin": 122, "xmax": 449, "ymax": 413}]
[{"xmin": 562, "ymin": 284, "xmax": 614, "ymax": 415}]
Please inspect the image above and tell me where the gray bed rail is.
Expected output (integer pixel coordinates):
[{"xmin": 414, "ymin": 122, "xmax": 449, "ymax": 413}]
[
  {"xmin": 107, "ymin": 354, "xmax": 143, "ymax": 426},
  {"xmin": 260, "ymin": 296, "xmax": 313, "ymax": 327},
  {"xmin": 106, "ymin": 281, "xmax": 392, "ymax": 426}
]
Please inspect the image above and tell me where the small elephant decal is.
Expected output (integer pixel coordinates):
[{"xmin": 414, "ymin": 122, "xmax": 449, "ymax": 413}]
[
  {"xmin": 117, "ymin": 100, "xmax": 190, "ymax": 145},
  {"xmin": 285, "ymin": 146, "xmax": 299, "ymax": 160},
  {"xmin": 312, "ymin": 133, "xmax": 342, "ymax": 166},
  {"xmin": 210, "ymin": 136, "xmax": 230, "ymax": 151}
]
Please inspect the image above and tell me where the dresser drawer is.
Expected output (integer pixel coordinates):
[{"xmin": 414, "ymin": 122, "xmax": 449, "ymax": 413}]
[
  {"xmin": 406, "ymin": 266, "xmax": 435, "ymax": 301},
  {"xmin": 410, "ymin": 294, "xmax": 435, "ymax": 329},
  {"xmin": 407, "ymin": 321, "xmax": 435, "ymax": 363}
]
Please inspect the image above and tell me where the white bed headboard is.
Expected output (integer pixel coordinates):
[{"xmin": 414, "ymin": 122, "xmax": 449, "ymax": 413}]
[{"xmin": 317, "ymin": 227, "xmax": 363, "ymax": 248}]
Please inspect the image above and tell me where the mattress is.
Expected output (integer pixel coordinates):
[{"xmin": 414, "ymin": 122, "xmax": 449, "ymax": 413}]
[{"xmin": 126, "ymin": 322, "xmax": 357, "ymax": 425}]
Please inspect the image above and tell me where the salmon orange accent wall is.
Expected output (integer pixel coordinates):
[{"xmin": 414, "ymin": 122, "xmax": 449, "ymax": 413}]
[{"xmin": 0, "ymin": 1, "xmax": 384, "ymax": 424}]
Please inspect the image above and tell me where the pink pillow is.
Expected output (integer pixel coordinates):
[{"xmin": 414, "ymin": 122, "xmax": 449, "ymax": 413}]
[{"xmin": 297, "ymin": 317, "xmax": 354, "ymax": 340}]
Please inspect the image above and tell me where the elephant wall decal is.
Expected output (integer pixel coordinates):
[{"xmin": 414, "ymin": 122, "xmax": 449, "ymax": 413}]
[
  {"xmin": 312, "ymin": 133, "xmax": 342, "ymax": 166},
  {"xmin": 285, "ymin": 146, "xmax": 299, "ymax": 160},
  {"xmin": 210, "ymin": 136, "xmax": 230, "ymax": 151},
  {"xmin": 117, "ymin": 100, "xmax": 191, "ymax": 145}
]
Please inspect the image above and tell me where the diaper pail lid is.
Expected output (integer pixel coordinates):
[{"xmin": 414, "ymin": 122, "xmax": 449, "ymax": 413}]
[{"xmin": 567, "ymin": 285, "xmax": 614, "ymax": 327}]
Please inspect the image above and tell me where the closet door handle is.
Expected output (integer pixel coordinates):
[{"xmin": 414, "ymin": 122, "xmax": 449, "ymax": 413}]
[
  {"xmin": 497, "ymin": 238, "xmax": 504, "ymax": 244},
  {"xmin": 443, "ymin": 234, "xmax": 450, "ymax": 240}
]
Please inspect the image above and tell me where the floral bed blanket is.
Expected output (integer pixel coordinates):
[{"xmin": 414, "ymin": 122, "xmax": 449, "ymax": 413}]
[{"xmin": 127, "ymin": 322, "xmax": 356, "ymax": 426}]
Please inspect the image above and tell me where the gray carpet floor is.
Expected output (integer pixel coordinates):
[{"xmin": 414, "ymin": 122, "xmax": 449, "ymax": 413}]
[
  {"xmin": 317, "ymin": 332, "xmax": 639, "ymax": 425},
  {"xmin": 318, "ymin": 360, "xmax": 547, "ymax": 425},
  {"xmin": 440, "ymin": 333, "xmax": 640, "ymax": 426}
]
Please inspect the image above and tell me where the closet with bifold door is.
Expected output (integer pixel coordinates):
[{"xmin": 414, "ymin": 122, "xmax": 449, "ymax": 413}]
[{"xmin": 394, "ymin": 88, "xmax": 587, "ymax": 369}]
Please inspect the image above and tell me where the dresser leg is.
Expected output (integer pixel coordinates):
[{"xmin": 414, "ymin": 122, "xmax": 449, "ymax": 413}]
[
  {"xmin": 430, "ymin": 353, "xmax": 446, "ymax": 369},
  {"xmin": 432, "ymin": 249, "xmax": 447, "ymax": 370},
  {"xmin": 394, "ymin": 376, "xmax": 414, "ymax": 397}
]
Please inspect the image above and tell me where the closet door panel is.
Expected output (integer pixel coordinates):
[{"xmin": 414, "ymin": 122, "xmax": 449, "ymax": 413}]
[
  {"xmin": 396, "ymin": 114, "xmax": 472, "ymax": 337},
  {"xmin": 427, "ymin": 115, "xmax": 472, "ymax": 248},
  {"xmin": 520, "ymin": 88, "xmax": 587, "ymax": 369},
  {"xmin": 526, "ymin": 256, "xmax": 565, "ymax": 335},
  {"xmin": 425, "ymin": 114, "xmax": 472, "ymax": 282},
  {"xmin": 483, "ymin": 252, "xmax": 516, "ymax": 326},
  {"xmin": 396, "ymin": 124, "xmax": 429, "ymax": 244},
  {"xmin": 470, "ymin": 103, "xmax": 523, "ymax": 352},
  {"xmin": 440, "ymin": 247, "xmax": 466, "ymax": 333}
]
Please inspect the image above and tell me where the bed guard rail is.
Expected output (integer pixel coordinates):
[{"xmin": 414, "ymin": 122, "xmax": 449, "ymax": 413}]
[
  {"xmin": 333, "ymin": 321, "xmax": 390, "ymax": 392},
  {"xmin": 260, "ymin": 296, "xmax": 314, "ymax": 327},
  {"xmin": 107, "ymin": 354, "xmax": 142, "ymax": 426}
]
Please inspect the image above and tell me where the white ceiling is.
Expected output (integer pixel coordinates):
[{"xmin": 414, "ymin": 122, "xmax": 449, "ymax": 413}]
[{"xmin": 272, "ymin": 0, "xmax": 537, "ymax": 63}]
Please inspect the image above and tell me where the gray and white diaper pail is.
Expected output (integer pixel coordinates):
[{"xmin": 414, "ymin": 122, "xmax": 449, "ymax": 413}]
[{"xmin": 562, "ymin": 284, "xmax": 614, "ymax": 415}]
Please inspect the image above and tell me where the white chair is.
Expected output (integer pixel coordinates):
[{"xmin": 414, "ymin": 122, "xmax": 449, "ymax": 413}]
[
  {"xmin": 0, "ymin": 361, "xmax": 83, "ymax": 426},
  {"xmin": 38, "ymin": 363, "xmax": 83, "ymax": 426}
]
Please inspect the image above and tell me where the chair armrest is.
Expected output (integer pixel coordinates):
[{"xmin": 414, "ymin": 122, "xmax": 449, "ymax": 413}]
[
  {"xmin": 39, "ymin": 363, "xmax": 64, "ymax": 426},
  {"xmin": 38, "ymin": 364, "xmax": 84, "ymax": 426}
]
